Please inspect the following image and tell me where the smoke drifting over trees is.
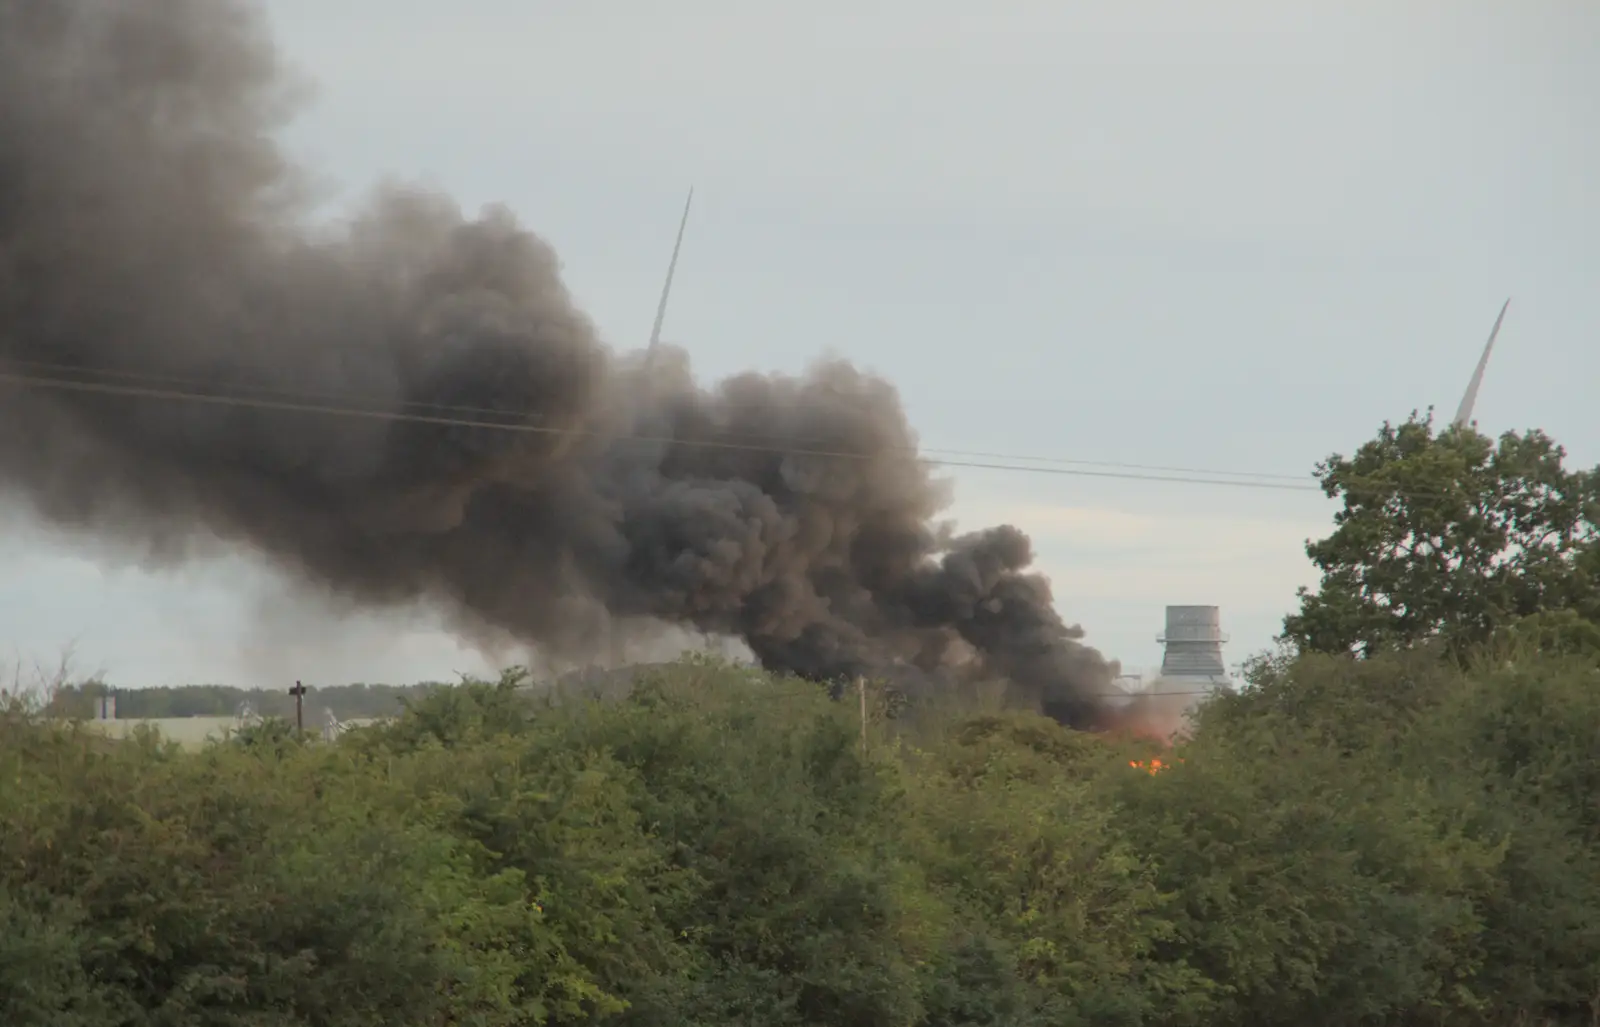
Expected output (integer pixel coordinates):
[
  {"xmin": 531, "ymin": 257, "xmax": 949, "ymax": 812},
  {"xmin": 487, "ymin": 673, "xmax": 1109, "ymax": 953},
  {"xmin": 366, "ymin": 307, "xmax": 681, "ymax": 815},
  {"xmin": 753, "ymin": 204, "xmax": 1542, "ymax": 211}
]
[{"xmin": 0, "ymin": 0, "xmax": 1120, "ymax": 727}]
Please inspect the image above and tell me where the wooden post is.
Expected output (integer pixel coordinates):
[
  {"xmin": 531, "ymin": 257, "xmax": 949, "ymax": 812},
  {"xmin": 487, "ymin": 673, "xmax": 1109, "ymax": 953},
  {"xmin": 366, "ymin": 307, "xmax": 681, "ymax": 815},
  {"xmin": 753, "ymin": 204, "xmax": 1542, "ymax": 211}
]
[
  {"xmin": 857, "ymin": 676, "xmax": 867, "ymax": 757},
  {"xmin": 289, "ymin": 680, "xmax": 307, "ymax": 738}
]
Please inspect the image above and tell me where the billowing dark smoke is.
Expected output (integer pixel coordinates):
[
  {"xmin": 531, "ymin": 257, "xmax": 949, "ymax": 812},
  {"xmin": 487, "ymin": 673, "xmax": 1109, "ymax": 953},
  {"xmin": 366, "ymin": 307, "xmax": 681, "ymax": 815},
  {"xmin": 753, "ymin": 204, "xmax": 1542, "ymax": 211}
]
[{"xmin": 0, "ymin": 0, "xmax": 1121, "ymax": 727}]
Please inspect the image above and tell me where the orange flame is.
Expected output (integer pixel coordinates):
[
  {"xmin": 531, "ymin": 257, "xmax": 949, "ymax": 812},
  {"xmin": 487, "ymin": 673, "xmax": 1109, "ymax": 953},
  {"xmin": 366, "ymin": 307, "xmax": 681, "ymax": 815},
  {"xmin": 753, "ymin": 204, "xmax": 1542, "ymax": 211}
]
[{"xmin": 1128, "ymin": 757, "xmax": 1185, "ymax": 775}]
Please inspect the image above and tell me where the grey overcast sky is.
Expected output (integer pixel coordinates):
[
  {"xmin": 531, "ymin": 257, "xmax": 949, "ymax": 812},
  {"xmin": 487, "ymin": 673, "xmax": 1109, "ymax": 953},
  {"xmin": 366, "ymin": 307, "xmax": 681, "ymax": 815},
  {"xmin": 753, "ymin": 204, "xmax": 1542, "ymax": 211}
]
[{"xmin": 2, "ymin": 0, "xmax": 1596, "ymax": 689}]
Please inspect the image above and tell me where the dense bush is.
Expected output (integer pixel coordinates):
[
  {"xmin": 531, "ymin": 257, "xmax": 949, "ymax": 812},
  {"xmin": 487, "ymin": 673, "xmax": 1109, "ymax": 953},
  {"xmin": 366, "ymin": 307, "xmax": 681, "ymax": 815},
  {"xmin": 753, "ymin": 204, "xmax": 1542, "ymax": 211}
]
[{"xmin": 3, "ymin": 651, "xmax": 1598, "ymax": 1026}]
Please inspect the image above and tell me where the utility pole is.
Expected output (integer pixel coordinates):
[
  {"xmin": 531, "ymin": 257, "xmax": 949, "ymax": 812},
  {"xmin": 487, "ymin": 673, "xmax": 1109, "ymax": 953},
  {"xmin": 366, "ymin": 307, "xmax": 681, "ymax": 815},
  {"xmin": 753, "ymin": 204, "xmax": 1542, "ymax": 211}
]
[
  {"xmin": 857, "ymin": 676, "xmax": 867, "ymax": 757},
  {"xmin": 289, "ymin": 680, "xmax": 307, "ymax": 738}
]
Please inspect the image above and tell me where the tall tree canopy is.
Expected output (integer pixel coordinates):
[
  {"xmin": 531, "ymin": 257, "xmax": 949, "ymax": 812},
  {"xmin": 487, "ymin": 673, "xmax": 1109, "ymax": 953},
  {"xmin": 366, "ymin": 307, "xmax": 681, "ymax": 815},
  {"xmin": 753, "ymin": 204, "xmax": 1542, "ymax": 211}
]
[{"xmin": 1283, "ymin": 411, "xmax": 1600, "ymax": 659}]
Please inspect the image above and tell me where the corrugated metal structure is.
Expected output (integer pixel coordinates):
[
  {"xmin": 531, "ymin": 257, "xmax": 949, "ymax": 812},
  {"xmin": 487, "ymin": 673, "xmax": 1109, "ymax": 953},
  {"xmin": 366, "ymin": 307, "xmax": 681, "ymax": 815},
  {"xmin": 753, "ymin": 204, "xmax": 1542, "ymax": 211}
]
[{"xmin": 1156, "ymin": 605, "xmax": 1232, "ymax": 689}]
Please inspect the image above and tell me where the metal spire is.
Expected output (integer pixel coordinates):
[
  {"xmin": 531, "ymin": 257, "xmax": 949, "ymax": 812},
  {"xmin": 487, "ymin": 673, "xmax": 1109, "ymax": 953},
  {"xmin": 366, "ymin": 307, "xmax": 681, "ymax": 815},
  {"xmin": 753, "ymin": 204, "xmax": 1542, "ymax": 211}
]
[
  {"xmin": 643, "ymin": 187, "xmax": 693, "ymax": 372},
  {"xmin": 612, "ymin": 188, "xmax": 693, "ymax": 670},
  {"xmin": 1451, "ymin": 297, "xmax": 1510, "ymax": 430}
]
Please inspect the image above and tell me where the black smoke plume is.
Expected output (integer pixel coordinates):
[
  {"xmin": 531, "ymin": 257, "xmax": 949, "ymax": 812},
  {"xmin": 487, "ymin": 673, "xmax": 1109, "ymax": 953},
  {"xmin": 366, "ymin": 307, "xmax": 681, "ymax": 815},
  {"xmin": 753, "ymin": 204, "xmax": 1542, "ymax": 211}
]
[{"xmin": 0, "ymin": 0, "xmax": 1121, "ymax": 728}]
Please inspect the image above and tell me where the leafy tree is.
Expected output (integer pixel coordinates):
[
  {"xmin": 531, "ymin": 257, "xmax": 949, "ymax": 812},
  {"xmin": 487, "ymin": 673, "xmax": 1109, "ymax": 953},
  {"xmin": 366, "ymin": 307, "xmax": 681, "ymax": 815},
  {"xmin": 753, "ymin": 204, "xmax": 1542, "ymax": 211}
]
[
  {"xmin": 902, "ymin": 713, "xmax": 1210, "ymax": 1026},
  {"xmin": 0, "ymin": 889, "xmax": 108, "ymax": 1026},
  {"xmin": 1283, "ymin": 411, "xmax": 1600, "ymax": 658},
  {"xmin": 9, "ymin": 648, "xmax": 1600, "ymax": 1025},
  {"xmin": 1200, "ymin": 648, "xmax": 1600, "ymax": 1026}
]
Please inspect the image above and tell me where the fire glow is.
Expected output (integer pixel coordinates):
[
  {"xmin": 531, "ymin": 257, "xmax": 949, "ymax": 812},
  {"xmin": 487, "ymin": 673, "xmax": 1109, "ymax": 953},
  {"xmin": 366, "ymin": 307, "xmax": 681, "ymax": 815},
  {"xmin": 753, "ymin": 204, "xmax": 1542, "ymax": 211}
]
[{"xmin": 1128, "ymin": 757, "xmax": 1184, "ymax": 775}]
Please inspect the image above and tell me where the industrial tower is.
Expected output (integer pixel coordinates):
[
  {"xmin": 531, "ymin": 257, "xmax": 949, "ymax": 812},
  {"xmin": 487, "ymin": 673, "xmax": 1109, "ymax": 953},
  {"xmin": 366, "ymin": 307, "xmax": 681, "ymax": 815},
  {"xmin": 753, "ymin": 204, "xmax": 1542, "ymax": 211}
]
[{"xmin": 1155, "ymin": 605, "xmax": 1232, "ymax": 691}]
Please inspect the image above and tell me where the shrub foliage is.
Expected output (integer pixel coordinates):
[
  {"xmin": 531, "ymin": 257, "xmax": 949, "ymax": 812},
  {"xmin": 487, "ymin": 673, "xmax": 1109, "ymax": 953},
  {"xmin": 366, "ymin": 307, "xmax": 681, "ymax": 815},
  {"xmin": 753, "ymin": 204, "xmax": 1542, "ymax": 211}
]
[{"xmin": 4, "ymin": 652, "xmax": 1599, "ymax": 1026}]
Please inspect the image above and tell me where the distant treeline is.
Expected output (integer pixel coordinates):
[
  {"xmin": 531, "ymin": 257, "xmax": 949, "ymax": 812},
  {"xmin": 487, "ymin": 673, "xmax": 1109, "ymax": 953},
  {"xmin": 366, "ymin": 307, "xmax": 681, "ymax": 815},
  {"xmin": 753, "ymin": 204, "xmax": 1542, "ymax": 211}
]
[{"xmin": 50, "ymin": 681, "xmax": 447, "ymax": 721}]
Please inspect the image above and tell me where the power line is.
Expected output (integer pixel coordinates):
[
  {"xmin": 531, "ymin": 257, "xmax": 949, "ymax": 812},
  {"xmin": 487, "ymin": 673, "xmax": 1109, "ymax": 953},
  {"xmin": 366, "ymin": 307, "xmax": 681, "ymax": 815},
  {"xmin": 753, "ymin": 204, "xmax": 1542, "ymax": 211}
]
[
  {"xmin": 1, "ymin": 355, "xmax": 1313, "ymax": 484},
  {"xmin": 0, "ymin": 366, "xmax": 1328, "ymax": 494},
  {"xmin": 5, "ymin": 360, "xmax": 1557, "ymax": 506}
]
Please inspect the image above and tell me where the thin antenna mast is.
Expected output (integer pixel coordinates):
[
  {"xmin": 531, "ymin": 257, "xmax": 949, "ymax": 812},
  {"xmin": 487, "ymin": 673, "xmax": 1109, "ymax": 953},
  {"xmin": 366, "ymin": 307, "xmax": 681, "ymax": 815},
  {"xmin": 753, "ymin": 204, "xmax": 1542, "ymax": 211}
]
[
  {"xmin": 613, "ymin": 187, "xmax": 693, "ymax": 670},
  {"xmin": 642, "ymin": 187, "xmax": 694, "ymax": 372},
  {"xmin": 1451, "ymin": 298, "xmax": 1510, "ymax": 429}
]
